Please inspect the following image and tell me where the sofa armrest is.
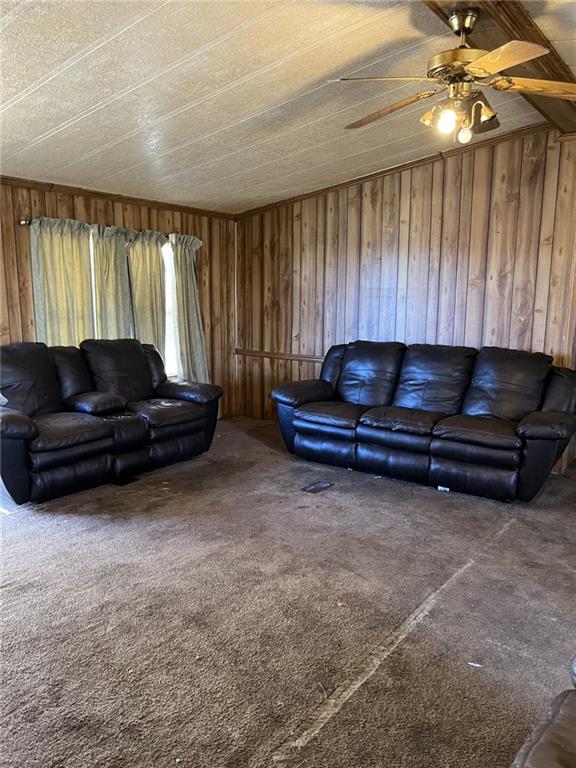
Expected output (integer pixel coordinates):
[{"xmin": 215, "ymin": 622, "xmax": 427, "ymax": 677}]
[
  {"xmin": 517, "ymin": 411, "xmax": 576, "ymax": 441},
  {"xmin": 155, "ymin": 379, "xmax": 223, "ymax": 405},
  {"xmin": 0, "ymin": 406, "xmax": 37, "ymax": 439},
  {"xmin": 271, "ymin": 379, "xmax": 334, "ymax": 407},
  {"xmin": 64, "ymin": 391, "xmax": 127, "ymax": 415}
]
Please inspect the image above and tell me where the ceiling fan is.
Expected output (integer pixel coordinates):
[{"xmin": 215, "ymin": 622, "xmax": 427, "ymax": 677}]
[{"xmin": 340, "ymin": 9, "xmax": 576, "ymax": 144}]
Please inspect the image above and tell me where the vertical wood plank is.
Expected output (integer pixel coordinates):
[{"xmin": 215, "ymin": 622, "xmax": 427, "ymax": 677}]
[
  {"xmin": 335, "ymin": 188, "xmax": 348, "ymax": 344},
  {"xmin": 30, "ymin": 188, "xmax": 46, "ymax": 219},
  {"xmin": 300, "ymin": 197, "xmax": 317, "ymax": 355},
  {"xmin": 291, "ymin": 201, "xmax": 302, "ymax": 364},
  {"xmin": 323, "ymin": 191, "xmax": 338, "ymax": 351},
  {"xmin": 509, "ymin": 131, "xmax": 547, "ymax": 350},
  {"xmin": 532, "ymin": 130, "xmax": 561, "ymax": 352},
  {"xmin": 74, "ymin": 194, "xmax": 97, "ymax": 223},
  {"xmin": 1, "ymin": 186, "xmax": 23, "ymax": 341},
  {"xmin": 278, "ymin": 204, "xmax": 293, "ymax": 354},
  {"xmin": 395, "ymin": 169, "xmax": 411, "ymax": 344},
  {"xmin": 359, "ymin": 178, "xmax": 383, "ymax": 341},
  {"xmin": 426, "ymin": 159, "xmax": 444, "ymax": 344},
  {"xmin": 437, "ymin": 155, "xmax": 462, "ymax": 345},
  {"xmin": 406, "ymin": 165, "xmax": 432, "ymax": 344},
  {"xmin": 453, "ymin": 152, "xmax": 474, "ymax": 346},
  {"xmin": 379, "ymin": 173, "xmax": 400, "ymax": 342},
  {"xmin": 11, "ymin": 187, "xmax": 36, "ymax": 340},
  {"xmin": 483, "ymin": 138, "xmax": 522, "ymax": 347},
  {"xmin": 464, "ymin": 146, "xmax": 492, "ymax": 348},
  {"xmin": 314, "ymin": 195, "xmax": 326, "ymax": 355},
  {"xmin": 56, "ymin": 193, "xmax": 74, "ymax": 219},
  {"xmin": 545, "ymin": 140, "xmax": 576, "ymax": 364},
  {"xmin": 344, "ymin": 185, "xmax": 361, "ymax": 342}
]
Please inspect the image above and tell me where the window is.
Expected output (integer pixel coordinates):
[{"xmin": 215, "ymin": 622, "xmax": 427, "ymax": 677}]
[{"xmin": 161, "ymin": 242, "xmax": 180, "ymax": 378}]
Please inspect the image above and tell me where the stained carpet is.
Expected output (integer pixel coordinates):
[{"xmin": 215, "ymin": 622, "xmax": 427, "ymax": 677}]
[{"xmin": 1, "ymin": 418, "xmax": 575, "ymax": 768}]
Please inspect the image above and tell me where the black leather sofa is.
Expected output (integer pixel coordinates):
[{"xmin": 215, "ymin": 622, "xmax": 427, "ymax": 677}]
[
  {"xmin": 512, "ymin": 660, "xmax": 576, "ymax": 767},
  {"xmin": 0, "ymin": 339, "xmax": 222, "ymax": 504},
  {"xmin": 272, "ymin": 341, "xmax": 576, "ymax": 502}
]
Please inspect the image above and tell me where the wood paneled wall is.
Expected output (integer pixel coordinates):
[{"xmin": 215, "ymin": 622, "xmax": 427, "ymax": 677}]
[
  {"xmin": 235, "ymin": 127, "xmax": 576, "ymax": 422},
  {"xmin": 2, "ymin": 126, "xmax": 576, "ymax": 437},
  {"xmin": 0, "ymin": 180, "xmax": 237, "ymax": 415}
]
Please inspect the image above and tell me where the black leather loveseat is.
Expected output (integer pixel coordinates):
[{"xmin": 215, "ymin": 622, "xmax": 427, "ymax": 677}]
[
  {"xmin": 0, "ymin": 339, "xmax": 221, "ymax": 504},
  {"xmin": 272, "ymin": 341, "xmax": 576, "ymax": 502}
]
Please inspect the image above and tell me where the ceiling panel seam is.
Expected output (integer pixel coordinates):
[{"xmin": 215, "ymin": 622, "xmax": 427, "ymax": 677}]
[
  {"xmin": 115, "ymin": 95, "xmax": 530, "ymax": 198},
  {"xmin": 106, "ymin": 81, "xmax": 482, "ymax": 191},
  {"xmin": 58, "ymin": 8, "xmax": 435, "ymax": 184},
  {"xmin": 0, "ymin": 0, "xmax": 173, "ymax": 114},
  {"xmin": 195, "ymin": 108, "xmax": 537, "ymax": 202},
  {"xmin": 4, "ymin": 0, "xmax": 288, "ymax": 159},
  {"xmin": 38, "ymin": 2, "xmax": 396, "ymax": 177}
]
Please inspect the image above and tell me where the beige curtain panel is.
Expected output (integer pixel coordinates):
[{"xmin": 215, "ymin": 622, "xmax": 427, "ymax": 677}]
[
  {"xmin": 127, "ymin": 230, "xmax": 168, "ymax": 357},
  {"xmin": 30, "ymin": 220, "xmax": 209, "ymax": 383},
  {"xmin": 170, "ymin": 233, "xmax": 209, "ymax": 383},
  {"xmin": 91, "ymin": 225, "xmax": 135, "ymax": 339},
  {"xmin": 31, "ymin": 218, "xmax": 93, "ymax": 346}
]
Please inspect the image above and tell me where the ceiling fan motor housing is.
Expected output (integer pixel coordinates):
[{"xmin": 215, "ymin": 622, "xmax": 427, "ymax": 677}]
[
  {"xmin": 427, "ymin": 48, "xmax": 488, "ymax": 81},
  {"xmin": 447, "ymin": 9, "xmax": 479, "ymax": 36}
]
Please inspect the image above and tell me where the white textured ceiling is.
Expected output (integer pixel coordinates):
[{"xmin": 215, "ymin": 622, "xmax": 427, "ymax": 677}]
[
  {"xmin": 0, "ymin": 0, "xmax": 564, "ymax": 213},
  {"xmin": 530, "ymin": 0, "xmax": 576, "ymax": 78}
]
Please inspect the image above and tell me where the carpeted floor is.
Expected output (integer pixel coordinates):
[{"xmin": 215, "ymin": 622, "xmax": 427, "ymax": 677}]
[{"xmin": 1, "ymin": 417, "xmax": 575, "ymax": 768}]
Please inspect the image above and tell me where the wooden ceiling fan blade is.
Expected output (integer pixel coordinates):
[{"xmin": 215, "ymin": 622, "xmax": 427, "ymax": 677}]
[
  {"xmin": 339, "ymin": 76, "xmax": 438, "ymax": 82},
  {"xmin": 345, "ymin": 90, "xmax": 441, "ymax": 129},
  {"xmin": 490, "ymin": 76, "xmax": 576, "ymax": 100},
  {"xmin": 465, "ymin": 40, "xmax": 549, "ymax": 77}
]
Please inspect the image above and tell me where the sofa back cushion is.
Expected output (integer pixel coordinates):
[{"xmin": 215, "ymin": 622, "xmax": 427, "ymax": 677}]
[
  {"xmin": 336, "ymin": 341, "xmax": 406, "ymax": 406},
  {"xmin": 51, "ymin": 346, "xmax": 93, "ymax": 399},
  {"xmin": 320, "ymin": 344, "xmax": 346, "ymax": 388},
  {"xmin": 393, "ymin": 344, "xmax": 477, "ymax": 414},
  {"xmin": 80, "ymin": 339, "xmax": 154, "ymax": 402},
  {"xmin": 542, "ymin": 367, "xmax": 576, "ymax": 414},
  {"xmin": 142, "ymin": 344, "xmax": 167, "ymax": 389},
  {"xmin": 463, "ymin": 347, "xmax": 553, "ymax": 421},
  {"xmin": 0, "ymin": 342, "xmax": 63, "ymax": 416}
]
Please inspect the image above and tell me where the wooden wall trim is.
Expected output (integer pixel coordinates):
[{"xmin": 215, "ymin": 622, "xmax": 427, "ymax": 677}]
[
  {"xmin": 237, "ymin": 122, "xmax": 550, "ymax": 218},
  {"xmin": 0, "ymin": 175, "xmax": 236, "ymax": 221},
  {"xmin": 235, "ymin": 348, "xmax": 324, "ymax": 364}
]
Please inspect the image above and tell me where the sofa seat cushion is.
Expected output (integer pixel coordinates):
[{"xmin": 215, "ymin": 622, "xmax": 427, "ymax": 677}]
[
  {"xmin": 99, "ymin": 412, "xmax": 149, "ymax": 450},
  {"xmin": 433, "ymin": 415, "xmax": 522, "ymax": 450},
  {"xmin": 149, "ymin": 419, "xmax": 208, "ymax": 443},
  {"xmin": 30, "ymin": 437, "xmax": 114, "ymax": 472},
  {"xmin": 359, "ymin": 406, "xmax": 444, "ymax": 435},
  {"xmin": 294, "ymin": 401, "xmax": 369, "ymax": 429},
  {"xmin": 30, "ymin": 412, "xmax": 114, "ymax": 452},
  {"xmin": 128, "ymin": 399, "xmax": 205, "ymax": 428}
]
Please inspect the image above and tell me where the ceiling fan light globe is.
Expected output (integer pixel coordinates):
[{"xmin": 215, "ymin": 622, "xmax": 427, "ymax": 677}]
[
  {"xmin": 437, "ymin": 108, "xmax": 458, "ymax": 134},
  {"xmin": 457, "ymin": 127, "xmax": 473, "ymax": 144}
]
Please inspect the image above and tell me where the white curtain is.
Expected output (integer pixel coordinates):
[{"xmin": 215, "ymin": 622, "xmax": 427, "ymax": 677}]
[
  {"xmin": 127, "ymin": 230, "xmax": 168, "ymax": 357},
  {"xmin": 30, "ymin": 220, "xmax": 208, "ymax": 383},
  {"xmin": 31, "ymin": 218, "xmax": 93, "ymax": 346},
  {"xmin": 170, "ymin": 233, "xmax": 209, "ymax": 382},
  {"xmin": 91, "ymin": 225, "xmax": 135, "ymax": 339}
]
